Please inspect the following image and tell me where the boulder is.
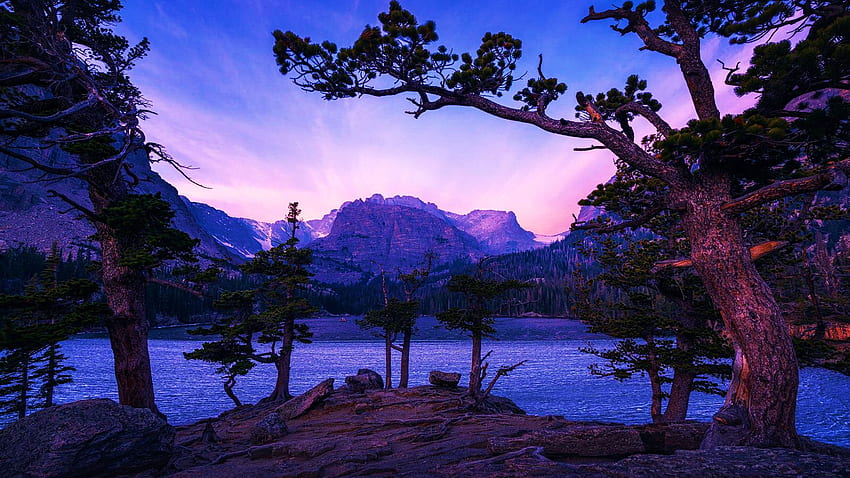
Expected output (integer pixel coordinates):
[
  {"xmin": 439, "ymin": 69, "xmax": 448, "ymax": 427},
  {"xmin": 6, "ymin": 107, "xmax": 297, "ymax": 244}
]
[
  {"xmin": 276, "ymin": 378, "xmax": 334, "ymax": 420},
  {"xmin": 345, "ymin": 369, "xmax": 384, "ymax": 393},
  {"xmin": 429, "ymin": 370, "xmax": 461, "ymax": 388},
  {"xmin": 250, "ymin": 412, "xmax": 288, "ymax": 445},
  {"xmin": 0, "ymin": 399, "xmax": 174, "ymax": 478}
]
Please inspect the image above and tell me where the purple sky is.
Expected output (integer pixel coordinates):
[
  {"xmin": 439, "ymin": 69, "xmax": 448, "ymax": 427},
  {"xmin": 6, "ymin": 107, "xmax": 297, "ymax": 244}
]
[{"xmin": 117, "ymin": 1, "xmax": 759, "ymax": 235}]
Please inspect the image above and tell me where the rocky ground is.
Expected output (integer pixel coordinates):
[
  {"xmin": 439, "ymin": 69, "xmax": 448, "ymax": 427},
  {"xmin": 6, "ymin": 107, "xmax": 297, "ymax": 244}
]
[
  {"xmin": 162, "ymin": 378, "xmax": 850, "ymax": 477},
  {"xmin": 3, "ymin": 373, "xmax": 849, "ymax": 477}
]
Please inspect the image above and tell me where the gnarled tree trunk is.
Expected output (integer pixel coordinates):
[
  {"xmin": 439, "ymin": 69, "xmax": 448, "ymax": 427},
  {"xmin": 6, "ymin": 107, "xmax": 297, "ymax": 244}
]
[
  {"xmin": 91, "ymin": 182, "xmax": 159, "ymax": 415},
  {"xmin": 676, "ymin": 180, "xmax": 799, "ymax": 447},
  {"xmin": 269, "ymin": 318, "xmax": 295, "ymax": 401}
]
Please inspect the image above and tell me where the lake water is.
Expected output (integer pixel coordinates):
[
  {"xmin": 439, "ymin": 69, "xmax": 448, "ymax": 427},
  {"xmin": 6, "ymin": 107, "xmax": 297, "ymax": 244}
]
[{"xmin": 50, "ymin": 317, "xmax": 850, "ymax": 447}]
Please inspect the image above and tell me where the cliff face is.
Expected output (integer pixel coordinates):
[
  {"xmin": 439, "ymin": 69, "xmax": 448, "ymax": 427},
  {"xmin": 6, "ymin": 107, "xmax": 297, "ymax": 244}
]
[
  {"xmin": 0, "ymin": 146, "xmax": 236, "ymax": 261},
  {"xmin": 451, "ymin": 209, "xmax": 538, "ymax": 254},
  {"xmin": 309, "ymin": 199, "xmax": 480, "ymax": 275}
]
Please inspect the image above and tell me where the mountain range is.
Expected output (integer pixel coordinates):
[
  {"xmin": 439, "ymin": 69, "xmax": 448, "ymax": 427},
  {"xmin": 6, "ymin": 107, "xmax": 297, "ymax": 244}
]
[{"xmin": 1, "ymin": 143, "xmax": 557, "ymax": 282}]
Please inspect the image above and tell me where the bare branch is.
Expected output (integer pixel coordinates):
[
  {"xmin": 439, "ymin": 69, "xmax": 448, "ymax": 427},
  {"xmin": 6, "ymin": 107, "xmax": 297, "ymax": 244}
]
[
  {"xmin": 46, "ymin": 189, "xmax": 97, "ymax": 221},
  {"xmin": 0, "ymin": 146, "xmax": 76, "ymax": 175},
  {"xmin": 0, "ymin": 96, "xmax": 97, "ymax": 122},
  {"xmin": 147, "ymin": 277, "xmax": 204, "ymax": 297},
  {"xmin": 572, "ymin": 205, "xmax": 666, "ymax": 233},
  {"xmin": 721, "ymin": 159, "xmax": 850, "ymax": 215},
  {"xmin": 581, "ymin": 6, "xmax": 682, "ymax": 58},
  {"xmin": 652, "ymin": 240, "xmax": 789, "ymax": 272}
]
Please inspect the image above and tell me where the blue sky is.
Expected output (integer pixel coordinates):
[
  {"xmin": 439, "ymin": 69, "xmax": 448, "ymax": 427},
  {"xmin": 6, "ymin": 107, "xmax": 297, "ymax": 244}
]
[{"xmin": 117, "ymin": 1, "xmax": 758, "ymax": 235}]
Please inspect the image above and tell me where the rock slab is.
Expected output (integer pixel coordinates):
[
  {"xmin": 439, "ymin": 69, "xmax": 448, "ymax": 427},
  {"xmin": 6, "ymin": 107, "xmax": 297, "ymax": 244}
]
[
  {"xmin": 0, "ymin": 398, "xmax": 174, "ymax": 478},
  {"xmin": 345, "ymin": 369, "xmax": 384, "ymax": 392},
  {"xmin": 429, "ymin": 370, "xmax": 461, "ymax": 388},
  {"xmin": 275, "ymin": 378, "xmax": 334, "ymax": 420}
]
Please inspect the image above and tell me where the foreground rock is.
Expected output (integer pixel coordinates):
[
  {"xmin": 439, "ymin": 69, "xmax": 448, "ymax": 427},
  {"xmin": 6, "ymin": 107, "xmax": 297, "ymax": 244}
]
[
  {"xmin": 344, "ymin": 368, "xmax": 384, "ymax": 392},
  {"xmin": 161, "ymin": 386, "xmax": 849, "ymax": 477},
  {"xmin": 275, "ymin": 378, "xmax": 334, "ymax": 420},
  {"xmin": 429, "ymin": 370, "xmax": 461, "ymax": 388},
  {"xmin": 0, "ymin": 399, "xmax": 174, "ymax": 477}
]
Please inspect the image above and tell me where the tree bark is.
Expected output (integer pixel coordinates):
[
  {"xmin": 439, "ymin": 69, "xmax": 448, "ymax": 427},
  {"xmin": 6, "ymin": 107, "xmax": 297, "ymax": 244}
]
[
  {"xmin": 224, "ymin": 375, "xmax": 241, "ymax": 407},
  {"xmin": 88, "ymin": 159, "xmax": 160, "ymax": 415},
  {"xmin": 663, "ymin": 369, "xmax": 697, "ymax": 423},
  {"xmin": 662, "ymin": 329, "xmax": 698, "ymax": 423},
  {"xmin": 676, "ymin": 179, "xmax": 799, "ymax": 447},
  {"xmin": 646, "ymin": 337, "xmax": 664, "ymax": 423},
  {"xmin": 469, "ymin": 328, "xmax": 482, "ymax": 398},
  {"xmin": 399, "ymin": 329, "xmax": 412, "ymax": 388},
  {"xmin": 385, "ymin": 332, "xmax": 393, "ymax": 389},
  {"xmin": 96, "ymin": 220, "xmax": 159, "ymax": 414},
  {"xmin": 269, "ymin": 318, "xmax": 295, "ymax": 401}
]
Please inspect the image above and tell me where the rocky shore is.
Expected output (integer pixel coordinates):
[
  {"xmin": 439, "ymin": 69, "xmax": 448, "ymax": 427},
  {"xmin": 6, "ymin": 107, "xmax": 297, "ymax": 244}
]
[{"xmin": 2, "ymin": 372, "xmax": 849, "ymax": 477}]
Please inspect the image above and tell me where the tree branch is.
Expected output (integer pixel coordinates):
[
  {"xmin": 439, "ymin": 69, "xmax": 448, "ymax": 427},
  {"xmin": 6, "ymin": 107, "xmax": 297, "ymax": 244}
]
[
  {"xmin": 46, "ymin": 189, "xmax": 97, "ymax": 221},
  {"xmin": 0, "ymin": 96, "xmax": 97, "ymax": 122},
  {"xmin": 147, "ymin": 277, "xmax": 204, "ymax": 297},
  {"xmin": 615, "ymin": 102, "xmax": 673, "ymax": 137},
  {"xmin": 652, "ymin": 240, "xmax": 789, "ymax": 272},
  {"xmin": 581, "ymin": 6, "xmax": 682, "ymax": 58},
  {"xmin": 721, "ymin": 159, "xmax": 850, "ymax": 215},
  {"xmin": 572, "ymin": 205, "xmax": 666, "ymax": 233}
]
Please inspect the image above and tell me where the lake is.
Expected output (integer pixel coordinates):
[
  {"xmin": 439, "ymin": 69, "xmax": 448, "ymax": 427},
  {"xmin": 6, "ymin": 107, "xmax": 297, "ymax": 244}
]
[{"xmin": 51, "ymin": 317, "xmax": 850, "ymax": 447}]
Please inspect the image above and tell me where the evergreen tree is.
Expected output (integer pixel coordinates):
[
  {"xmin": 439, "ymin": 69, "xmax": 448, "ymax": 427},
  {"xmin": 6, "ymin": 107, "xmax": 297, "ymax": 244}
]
[
  {"xmin": 436, "ymin": 260, "xmax": 529, "ymax": 399},
  {"xmin": 0, "ymin": 245, "xmax": 106, "ymax": 420},
  {"xmin": 0, "ymin": 1, "xmax": 200, "ymax": 413},
  {"xmin": 240, "ymin": 202, "xmax": 316, "ymax": 402},
  {"xmin": 272, "ymin": 1, "xmax": 850, "ymax": 446},
  {"xmin": 574, "ymin": 231, "xmax": 732, "ymax": 423},
  {"xmin": 359, "ymin": 254, "xmax": 431, "ymax": 388},
  {"xmin": 184, "ymin": 290, "xmax": 257, "ymax": 407}
]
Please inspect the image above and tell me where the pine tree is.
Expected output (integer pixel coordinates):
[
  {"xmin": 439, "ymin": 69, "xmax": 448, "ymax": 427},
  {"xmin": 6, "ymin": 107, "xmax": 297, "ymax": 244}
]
[
  {"xmin": 436, "ymin": 260, "xmax": 529, "ymax": 399},
  {"xmin": 0, "ymin": 245, "xmax": 106, "ymax": 420},
  {"xmin": 239, "ymin": 202, "xmax": 317, "ymax": 402},
  {"xmin": 272, "ymin": 1, "xmax": 850, "ymax": 446}
]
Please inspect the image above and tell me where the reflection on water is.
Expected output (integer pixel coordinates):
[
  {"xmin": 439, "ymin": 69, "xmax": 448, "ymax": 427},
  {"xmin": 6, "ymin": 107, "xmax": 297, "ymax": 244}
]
[{"xmin": 50, "ymin": 317, "xmax": 850, "ymax": 447}]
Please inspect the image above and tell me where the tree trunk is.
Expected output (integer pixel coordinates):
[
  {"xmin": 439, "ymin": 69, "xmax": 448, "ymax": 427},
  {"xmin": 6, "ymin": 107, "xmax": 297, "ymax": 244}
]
[
  {"xmin": 677, "ymin": 180, "xmax": 799, "ymax": 447},
  {"xmin": 224, "ymin": 375, "xmax": 241, "ymax": 407},
  {"xmin": 44, "ymin": 344, "xmax": 56, "ymax": 407},
  {"xmin": 385, "ymin": 332, "xmax": 393, "ymax": 389},
  {"xmin": 646, "ymin": 336, "xmax": 664, "ymax": 423},
  {"xmin": 18, "ymin": 353, "xmax": 29, "ymax": 420},
  {"xmin": 399, "ymin": 329, "xmax": 412, "ymax": 388},
  {"xmin": 88, "ymin": 169, "xmax": 160, "ymax": 415},
  {"xmin": 98, "ymin": 226, "xmax": 159, "ymax": 413},
  {"xmin": 269, "ymin": 318, "xmax": 295, "ymax": 401},
  {"xmin": 469, "ymin": 329, "xmax": 482, "ymax": 398},
  {"xmin": 663, "ymin": 368, "xmax": 697, "ymax": 423},
  {"xmin": 662, "ymin": 329, "xmax": 698, "ymax": 423}
]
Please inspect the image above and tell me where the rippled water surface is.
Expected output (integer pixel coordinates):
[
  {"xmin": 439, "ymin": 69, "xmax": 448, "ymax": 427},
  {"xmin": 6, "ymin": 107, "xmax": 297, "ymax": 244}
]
[{"xmin": 53, "ymin": 317, "xmax": 850, "ymax": 446}]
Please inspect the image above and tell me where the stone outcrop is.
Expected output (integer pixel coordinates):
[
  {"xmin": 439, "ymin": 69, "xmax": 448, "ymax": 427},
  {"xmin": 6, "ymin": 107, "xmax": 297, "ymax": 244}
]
[
  {"xmin": 344, "ymin": 368, "xmax": 385, "ymax": 392},
  {"xmin": 163, "ymin": 385, "xmax": 848, "ymax": 477},
  {"xmin": 429, "ymin": 370, "xmax": 461, "ymax": 388},
  {"xmin": 275, "ymin": 378, "xmax": 334, "ymax": 420},
  {"xmin": 249, "ymin": 412, "xmax": 288, "ymax": 445},
  {"xmin": 0, "ymin": 399, "xmax": 174, "ymax": 478}
]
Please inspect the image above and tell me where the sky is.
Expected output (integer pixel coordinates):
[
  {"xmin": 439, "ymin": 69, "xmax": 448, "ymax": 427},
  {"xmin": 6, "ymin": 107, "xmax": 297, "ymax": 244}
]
[{"xmin": 116, "ymin": 1, "xmax": 760, "ymax": 235}]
